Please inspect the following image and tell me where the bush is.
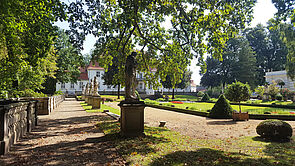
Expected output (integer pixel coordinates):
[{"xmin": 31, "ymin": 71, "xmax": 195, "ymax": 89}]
[
  {"xmin": 266, "ymin": 81, "xmax": 280, "ymax": 100},
  {"xmin": 275, "ymin": 94, "xmax": 283, "ymax": 101},
  {"xmin": 201, "ymin": 93, "xmax": 210, "ymax": 101},
  {"xmin": 197, "ymin": 91, "xmax": 204, "ymax": 97},
  {"xmin": 209, "ymin": 94, "xmax": 233, "ymax": 118},
  {"xmin": 256, "ymin": 120, "xmax": 293, "ymax": 141},
  {"xmin": 206, "ymin": 86, "xmax": 222, "ymax": 98},
  {"xmin": 54, "ymin": 90, "xmax": 64, "ymax": 96}
]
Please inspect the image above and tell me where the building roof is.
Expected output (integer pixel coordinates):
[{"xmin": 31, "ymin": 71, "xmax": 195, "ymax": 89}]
[{"xmin": 87, "ymin": 61, "xmax": 104, "ymax": 70}]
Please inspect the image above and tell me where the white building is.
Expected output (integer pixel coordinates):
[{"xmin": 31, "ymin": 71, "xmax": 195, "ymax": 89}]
[
  {"xmin": 265, "ymin": 70, "xmax": 295, "ymax": 91},
  {"xmin": 56, "ymin": 62, "xmax": 196, "ymax": 95}
]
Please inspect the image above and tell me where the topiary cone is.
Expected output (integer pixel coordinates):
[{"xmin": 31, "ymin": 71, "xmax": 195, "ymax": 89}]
[{"xmin": 209, "ymin": 94, "xmax": 233, "ymax": 119}]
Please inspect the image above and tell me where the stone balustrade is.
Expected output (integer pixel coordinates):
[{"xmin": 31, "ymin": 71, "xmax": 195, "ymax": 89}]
[
  {"xmin": 22, "ymin": 94, "xmax": 65, "ymax": 115},
  {"xmin": 0, "ymin": 101, "xmax": 33, "ymax": 155}
]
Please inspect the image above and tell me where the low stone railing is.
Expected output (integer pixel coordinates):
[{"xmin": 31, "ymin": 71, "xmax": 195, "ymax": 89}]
[
  {"xmin": 22, "ymin": 94, "xmax": 65, "ymax": 115},
  {"xmin": 0, "ymin": 100, "xmax": 38, "ymax": 155}
]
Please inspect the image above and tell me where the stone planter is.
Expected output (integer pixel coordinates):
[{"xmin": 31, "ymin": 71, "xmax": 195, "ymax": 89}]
[
  {"xmin": 0, "ymin": 101, "xmax": 29, "ymax": 155},
  {"xmin": 88, "ymin": 96, "xmax": 93, "ymax": 105},
  {"xmin": 232, "ymin": 112, "xmax": 249, "ymax": 121},
  {"xmin": 118, "ymin": 101, "xmax": 145, "ymax": 137},
  {"xmin": 92, "ymin": 96, "xmax": 101, "ymax": 109}
]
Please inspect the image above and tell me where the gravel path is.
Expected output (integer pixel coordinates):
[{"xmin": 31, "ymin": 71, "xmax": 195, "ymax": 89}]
[
  {"xmin": 0, "ymin": 98, "xmax": 125, "ymax": 166},
  {"xmin": 105, "ymin": 102, "xmax": 295, "ymax": 139}
]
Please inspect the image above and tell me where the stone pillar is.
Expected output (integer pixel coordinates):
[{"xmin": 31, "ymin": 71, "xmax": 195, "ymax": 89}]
[
  {"xmin": 118, "ymin": 101, "xmax": 145, "ymax": 137},
  {"xmin": 92, "ymin": 96, "xmax": 101, "ymax": 109}
]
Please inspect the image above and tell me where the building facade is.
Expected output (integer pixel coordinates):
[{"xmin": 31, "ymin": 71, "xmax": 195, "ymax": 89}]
[
  {"xmin": 56, "ymin": 62, "xmax": 196, "ymax": 95},
  {"xmin": 265, "ymin": 70, "xmax": 295, "ymax": 91}
]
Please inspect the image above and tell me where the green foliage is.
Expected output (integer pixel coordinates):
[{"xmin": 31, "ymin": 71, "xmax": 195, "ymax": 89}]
[
  {"xmin": 256, "ymin": 120, "xmax": 293, "ymax": 141},
  {"xmin": 54, "ymin": 90, "xmax": 64, "ymax": 96},
  {"xmin": 255, "ymin": 86, "xmax": 265, "ymax": 99},
  {"xmin": 201, "ymin": 93, "xmax": 210, "ymax": 101},
  {"xmin": 197, "ymin": 91, "xmax": 204, "ymax": 97},
  {"xmin": 200, "ymin": 36, "xmax": 257, "ymax": 88},
  {"xmin": 209, "ymin": 94, "xmax": 233, "ymax": 119},
  {"xmin": 0, "ymin": 0, "xmax": 66, "ymax": 98},
  {"xmin": 276, "ymin": 94, "xmax": 283, "ymax": 101},
  {"xmin": 225, "ymin": 81, "xmax": 251, "ymax": 112},
  {"xmin": 67, "ymin": 0, "xmax": 256, "ymax": 89},
  {"xmin": 206, "ymin": 86, "xmax": 222, "ymax": 98},
  {"xmin": 266, "ymin": 81, "xmax": 280, "ymax": 99},
  {"xmin": 54, "ymin": 29, "xmax": 84, "ymax": 83}
]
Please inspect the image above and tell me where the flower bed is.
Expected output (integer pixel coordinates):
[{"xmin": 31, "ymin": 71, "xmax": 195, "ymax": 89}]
[{"xmin": 171, "ymin": 101, "xmax": 184, "ymax": 104}]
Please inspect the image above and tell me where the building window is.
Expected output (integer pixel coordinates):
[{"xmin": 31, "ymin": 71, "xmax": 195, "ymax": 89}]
[
  {"xmin": 96, "ymin": 71, "xmax": 100, "ymax": 77},
  {"xmin": 70, "ymin": 83, "xmax": 74, "ymax": 89},
  {"xmin": 139, "ymin": 83, "xmax": 143, "ymax": 89},
  {"xmin": 61, "ymin": 83, "xmax": 65, "ymax": 89},
  {"xmin": 139, "ymin": 73, "xmax": 143, "ymax": 79},
  {"xmin": 79, "ymin": 82, "xmax": 83, "ymax": 89}
]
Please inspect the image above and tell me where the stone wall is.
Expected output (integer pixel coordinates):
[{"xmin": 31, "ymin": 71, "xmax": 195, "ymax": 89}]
[{"xmin": 0, "ymin": 101, "xmax": 31, "ymax": 155}]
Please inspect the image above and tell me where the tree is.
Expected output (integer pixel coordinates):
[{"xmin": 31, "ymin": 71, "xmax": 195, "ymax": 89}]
[
  {"xmin": 278, "ymin": 81, "xmax": 286, "ymax": 88},
  {"xmin": 266, "ymin": 81, "xmax": 280, "ymax": 100},
  {"xmin": 66, "ymin": 0, "xmax": 256, "ymax": 90},
  {"xmin": 272, "ymin": 1, "xmax": 295, "ymax": 80},
  {"xmin": 42, "ymin": 29, "xmax": 85, "ymax": 94},
  {"xmin": 243, "ymin": 24, "xmax": 287, "ymax": 85},
  {"xmin": 54, "ymin": 29, "xmax": 85, "ymax": 83},
  {"xmin": 0, "ymin": 0, "xmax": 66, "ymax": 97},
  {"xmin": 161, "ymin": 70, "xmax": 192, "ymax": 99},
  {"xmin": 225, "ymin": 81, "xmax": 251, "ymax": 112},
  {"xmin": 255, "ymin": 86, "xmax": 265, "ymax": 99},
  {"xmin": 200, "ymin": 36, "xmax": 257, "ymax": 88},
  {"xmin": 102, "ymin": 57, "xmax": 124, "ymax": 99}
]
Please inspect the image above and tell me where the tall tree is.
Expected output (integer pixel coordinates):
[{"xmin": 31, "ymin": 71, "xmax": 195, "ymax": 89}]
[
  {"xmin": 66, "ymin": 0, "xmax": 256, "ymax": 90},
  {"xmin": 272, "ymin": 0, "xmax": 295, "ymax": 80},
  {"xmin": 0, "ymin": 0, "xmax": 66, "ymax": 97},
  {"xmin": 102, "ymin": 57, "xmax": 123, "ymax": 99},
  {"xmin": 200, "ymin": 36, "xmax": 257, "ymax": 88},
  {"xmin": 161, "ymin": 70, "xmax": 192, "ymax": 99}
]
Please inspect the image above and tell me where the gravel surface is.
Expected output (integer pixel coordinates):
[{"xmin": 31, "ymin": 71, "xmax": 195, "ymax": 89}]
[
  {"xmin": 0, "ymin": 98, "xmax": 125, "ymax": 166},
  {"xmin": 105, "ymin": 102, "xmax": 295, "ymax": 139}
]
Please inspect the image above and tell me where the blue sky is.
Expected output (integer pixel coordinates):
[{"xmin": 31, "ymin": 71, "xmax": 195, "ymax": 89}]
[{"xmin": 55, "ymin": 0, "xmax": 278, "ymax": 85}]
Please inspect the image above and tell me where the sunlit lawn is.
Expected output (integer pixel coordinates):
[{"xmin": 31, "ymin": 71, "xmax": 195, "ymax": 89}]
[
  {"xmin": 98, "ymin": 118, "xmax": 295, "ymax": 165},
  {"xmin": 80, "ymin": 102, "xmax": 121, "ymax": 115}
]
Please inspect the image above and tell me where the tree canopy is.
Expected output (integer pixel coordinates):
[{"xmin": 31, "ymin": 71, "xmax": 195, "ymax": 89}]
[
  {"xmin": 0, "ymin": 0, "xmax": 66, "ymax": 97},
  {"xmin": 200, "ymin": 36, "xmax": 257, "ymax": 88},
  {"xmin": 66, "ymin": 0, "xmax": 256, "ymax": 89}
]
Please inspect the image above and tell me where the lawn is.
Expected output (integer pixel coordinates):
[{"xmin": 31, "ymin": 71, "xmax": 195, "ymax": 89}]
[
  {"xmin": 80, "ymin": 102, "xmax": 121, "ymax": 115},
  {"xmin": 97, "ymin": 118, "xmax": 295, "ymax": 165},
  {"xmin": 145, "ymin": 100, "xmax": 295, "ymax": 115}
]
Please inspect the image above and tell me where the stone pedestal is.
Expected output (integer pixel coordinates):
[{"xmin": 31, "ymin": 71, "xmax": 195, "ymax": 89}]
[
  {"xmin": 92, "ymin": 96, "xmax": 101, "ymax": 109},
  {"xmin": 85, "ymin": 95, "xmax": 89, "ymax": 103},
  {"xmin": 118, "ymin": 101, "xmax": 145, "ymax": 137},
  {"xmin": 88, "ymin": 96, "xmax": 93, "ymax": 105},
  {"xmin": 81, "ymin": 95, "xmax": 85, "ymax": 100}
]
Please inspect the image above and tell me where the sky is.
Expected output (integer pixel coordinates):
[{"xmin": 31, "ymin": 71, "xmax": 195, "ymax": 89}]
[{"xmin": 55, "ymin": 0, "xmax": 278, "ymax": 85}]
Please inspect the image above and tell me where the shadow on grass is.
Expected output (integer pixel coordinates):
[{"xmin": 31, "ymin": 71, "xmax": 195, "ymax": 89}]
[
  {"xmin": 98, "ymin": 121, "xmax": 171, "ymax": 157},
  {"xmin": 252, "ymin": 136, "xmax": 295, "ymax": 165},
  {"xmin": 150, "ymin": 148, "xmax": 283, "ymax": 166}
]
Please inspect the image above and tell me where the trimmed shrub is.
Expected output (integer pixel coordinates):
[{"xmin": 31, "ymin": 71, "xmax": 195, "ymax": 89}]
[
  {"xmin": 256, "ymin": 120, "xmax": 293, "ymax": 142},
  {"xmin": 275, "ymin": 94, "xmax": 283, "ymax": 101},
  {"xmin": 201, "ymin": 93, "xmax": 210, "ymax": 101},
  {"xmin": 209, "ymin": 94, "xmax": 233, "ymax": 118}
]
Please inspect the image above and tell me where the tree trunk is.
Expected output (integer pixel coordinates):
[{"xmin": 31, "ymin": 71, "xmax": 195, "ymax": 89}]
[
  {"xmin": 239, "ymin": 101, "xmax": 241, "ymax": 113},
  {"xmin": 117, "ymin": 84, "xmax": 120, "ymax": 99},
  {"xmin": 172, "ymin": 88, "xmax": 175, "ymax": 99}
]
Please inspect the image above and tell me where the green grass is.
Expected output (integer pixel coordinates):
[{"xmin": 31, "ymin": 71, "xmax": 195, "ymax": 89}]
[
  {"xmin": 145, "ymin": 100, "xmax": 295, "ymax": 115},
  {"xmin": 97, "ymin": 119, "xmax": 295, "ymax": 165},
  {"xmin": 80, "ymin": 102, "xmax": 121, "ymax": 115}
]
